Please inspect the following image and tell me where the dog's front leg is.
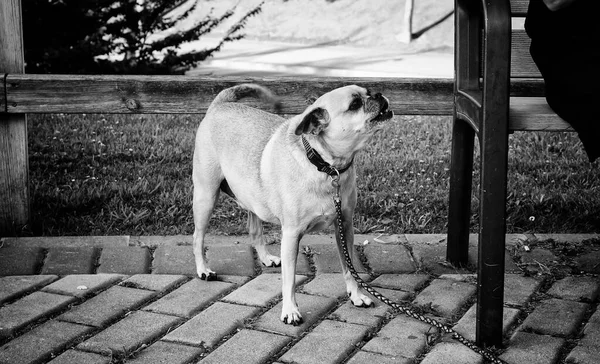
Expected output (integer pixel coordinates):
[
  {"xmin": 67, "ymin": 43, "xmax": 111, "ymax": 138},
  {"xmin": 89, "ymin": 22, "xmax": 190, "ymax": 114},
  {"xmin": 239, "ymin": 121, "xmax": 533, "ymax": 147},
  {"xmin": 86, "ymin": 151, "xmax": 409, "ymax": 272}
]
[
  {"xmin": 335, "ymin": 206, "xmax": 373, "ymax": 308},
  {"xmin": 280, "ymin": 228, "xmax": 303, "ymax": 325}
]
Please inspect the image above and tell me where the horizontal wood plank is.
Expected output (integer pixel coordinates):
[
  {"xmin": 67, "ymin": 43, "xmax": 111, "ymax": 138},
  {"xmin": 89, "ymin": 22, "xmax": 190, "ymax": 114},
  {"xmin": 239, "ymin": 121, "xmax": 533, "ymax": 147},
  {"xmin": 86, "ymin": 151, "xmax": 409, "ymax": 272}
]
[
  {"xmin": 3, "ymin": 74, "xmax": 455, "ymax": 115},
  {"xmin": 510, "ymin": 0, "xmax": 529, "ymax": 16},
  {"xmin": 509, "ymin": 97, "xmax": 573, "ymax": 131}
]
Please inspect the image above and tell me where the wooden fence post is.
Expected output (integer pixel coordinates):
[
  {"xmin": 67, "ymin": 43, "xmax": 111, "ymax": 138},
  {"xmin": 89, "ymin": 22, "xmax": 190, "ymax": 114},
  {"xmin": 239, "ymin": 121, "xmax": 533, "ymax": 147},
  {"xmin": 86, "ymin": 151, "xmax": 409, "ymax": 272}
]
[{"xmin": 0, "ymin": 0, "xmax": 29, "ymax": 235}]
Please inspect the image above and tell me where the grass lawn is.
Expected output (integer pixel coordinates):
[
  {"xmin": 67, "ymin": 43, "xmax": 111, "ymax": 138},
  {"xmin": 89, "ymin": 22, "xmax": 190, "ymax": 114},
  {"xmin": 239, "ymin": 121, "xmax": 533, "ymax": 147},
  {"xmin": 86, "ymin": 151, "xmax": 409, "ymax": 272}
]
[
  {"xmin": 16, "ymin": 0, "xmax": 600, "ymax": 236},
  {"xmin": 24, "ymin": 112, "xmax": 599, "ymax": 237}
]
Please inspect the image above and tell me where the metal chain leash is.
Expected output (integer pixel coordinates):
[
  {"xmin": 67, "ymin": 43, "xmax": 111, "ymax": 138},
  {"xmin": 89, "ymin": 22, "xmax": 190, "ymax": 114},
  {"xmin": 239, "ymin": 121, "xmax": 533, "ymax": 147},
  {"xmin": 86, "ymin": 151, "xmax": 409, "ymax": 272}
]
[{"xmin": 330, "ymin": 176, "xmax": 507, "ymax": 364}]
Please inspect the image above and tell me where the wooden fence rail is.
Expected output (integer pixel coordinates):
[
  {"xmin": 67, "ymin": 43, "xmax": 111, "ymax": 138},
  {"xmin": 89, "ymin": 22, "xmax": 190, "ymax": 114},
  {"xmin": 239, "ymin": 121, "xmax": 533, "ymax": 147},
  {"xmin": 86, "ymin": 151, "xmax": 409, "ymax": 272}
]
[{"xmin": 2, "ymin": 74, "xmax": 454, "ymax": 115}]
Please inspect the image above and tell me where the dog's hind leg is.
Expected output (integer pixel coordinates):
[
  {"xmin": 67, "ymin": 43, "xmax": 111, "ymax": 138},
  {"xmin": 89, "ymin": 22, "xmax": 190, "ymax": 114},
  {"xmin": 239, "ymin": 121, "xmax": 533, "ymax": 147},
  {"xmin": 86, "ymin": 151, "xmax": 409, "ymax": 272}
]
[
  {"xmin": 248, "ymin": 212, "xmax": 281, "ymax": 267},
  {"xmin": 192, "ymin": 153, "xmax": 221, "ymax": 281}
]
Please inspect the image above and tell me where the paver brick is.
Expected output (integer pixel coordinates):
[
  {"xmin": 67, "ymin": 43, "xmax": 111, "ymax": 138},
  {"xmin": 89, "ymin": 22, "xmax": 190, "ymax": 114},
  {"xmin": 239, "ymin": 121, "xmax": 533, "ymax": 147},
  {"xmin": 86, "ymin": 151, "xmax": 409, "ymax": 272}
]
[
  {"xmin": 362, "ymin": 244, "xmax": 415, "ymax": 273},
  {"xmin": 254, "ymin": 293, "xmax": 337, "ymax": 337},
  {"xmin": 152, "ymin": 245, "xmax": 196, "ymax": 275},
  {"xmin": 77, "ymin": 311, "xmax": 183, "ymax": 356},
  {"xmin": 412, "ymin": 278, "xmax": 476, "ymax": 317},
  {"xmin": 408, "ymin": 235, "xmax": 520, "ymax": 274},
  {"xmin": 0, "ymin": 236, "xmax": 129, "ymax": 248},
  {"xmin": 48, "ymin": 350, "xmax": 111, "ymax": 364},
  {"xmin": 0, "ymin": 247, "xmax": 45, "ymax": 276},
  {"xmin": 346, "ymin": 351, "xmax": 412, "ymax": 364},
  {"xmin": 41, "ymin": 247, "xmax": 99, "ymax": 275},
  {"xmin": 453, "ymin": 304, "xmax": 520, "ymax": 342},
  {"xmin": 309, "ymin": 243, "xmax": 366, "ymax": 274},
  {"xmin": 58, "ymin": 285, "xmax": 157, "ymax": 327},
  {"xmin": 329, "ymin": 299, "xmax": 390, "ymax": 328},
  {"xmin": 121, "ymin": 274, "xmax": 187, "ymax": 292},
  {"xmin": 500, "ymin": 332, "xmax": 565, "ymax": 364},
  {"xmin": 144, "ymin": 278, "xmax": 234, "ymax": 318},
  {"xmin": 534, "ymin": 234, "xmax": 598, "ymax": 243},
  {"xmin": 370, "ymin": 274, "xmax": 429, "ymax": 292},
  {"xmin": 439, "ymin": 273, "xmax": 476, "ymax": 281},
  {"xmin": 223, "ymin": 273, "xmax": 307, "ymax": 307},
  {"xmin": 279, "ymin": 320, "xmax": 369, "ymax": 364},
  {"xmin": 216, "ymin": 274, "xmax": 253, "ymax": 285},
  {"xmin": 566, "ymin": 345, "xmax": 600, "ymax": 364},
  {"xmin": 575, "ymin": 251, "xmax": 600, "ymax": 274},
  {"xmin": 0, "ymin": 291, "xmax": 76, "ymax": 339},
  {"xmin": 520, "ymin": 298, "xmax": 590, "ymax": 337},
  {"xmin": 206, "ymin": 244, "xmax": 257, "ymax": 276},
  {"xmin": 125, "ymin": 341, "xmax": 204, "ymax": 364},
  {"xmin": 370, "ymin": 287, "xmax": 412, "ymax": 303},
  {"xmin": 581, "ymin": 309, "xmax": 600, "ymax": 344},
  {"xmin": 264, "ymin": 244, "xmax": 311, "ymax": 275},
  {"xmin": 361, "ymin": 314, "xmax": 431, "ymax": 359},
  {"xmin": 0, "ymin": 275, "xmax": 58, "ymax": 304},
  {"xmin": 200, "ymin": 329, "xmax": 291, "ymax": 364},
  {"xmin": 163, "ymin": 302, "xmax": 260, "ymax": 348},
  {"xmin": 565, "ymin": 308, "xmax": 600, "ymax": 364},
  {"xmin": 439, "ymin": 274, "xmax": 541, "ymax": 307},
  {"xmin": 504, "ymin": 274, "xmax": 542, "ymax": 306},
  {"xmin": 41, "ymin": 274, "xmax": 124, "ymax": 298},
  {"xmin": 97, "ymin": 246, "xmax": 151, "ymax": 274},
  {"xmin": 0, "ymin": 320, "xmax": 94, "ymax": 364},
  {"xmin": 519, "ymin": 248, "xmax": 558, "ymax": 274},
  {"xmin": 301, "ymin": 273, "xmax": 371, "ymax": 299},
  {"xmin": 419, "ymin": 342, "xmax": 483, "ymax": 364},
  {"xmin": 546, "ymin": 276, "xmax": 600, "ymax": 302}
]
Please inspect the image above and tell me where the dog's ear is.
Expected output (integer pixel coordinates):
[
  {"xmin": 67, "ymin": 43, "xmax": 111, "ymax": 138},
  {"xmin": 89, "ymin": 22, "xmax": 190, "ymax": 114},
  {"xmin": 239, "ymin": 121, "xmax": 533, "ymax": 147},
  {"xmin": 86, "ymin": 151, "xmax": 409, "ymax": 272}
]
[{"xmin": 294, "ymin": 107, "xmax": 330, "ymax": 135}]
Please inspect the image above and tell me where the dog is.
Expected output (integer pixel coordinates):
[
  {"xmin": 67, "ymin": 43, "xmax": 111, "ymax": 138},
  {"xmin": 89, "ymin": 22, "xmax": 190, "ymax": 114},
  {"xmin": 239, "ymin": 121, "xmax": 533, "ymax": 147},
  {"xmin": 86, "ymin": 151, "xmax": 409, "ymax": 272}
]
[{"xmin": 192, "ymin": 84, "xmax": 393, "ymax": 325}]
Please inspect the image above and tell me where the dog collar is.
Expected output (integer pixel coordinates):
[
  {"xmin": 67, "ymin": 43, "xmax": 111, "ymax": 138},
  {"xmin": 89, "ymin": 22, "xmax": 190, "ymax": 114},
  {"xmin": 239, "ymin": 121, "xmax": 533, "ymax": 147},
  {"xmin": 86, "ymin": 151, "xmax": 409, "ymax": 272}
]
[{"xmin": 301, "ymin": 136, "xmax": 353, "ymax": 177}]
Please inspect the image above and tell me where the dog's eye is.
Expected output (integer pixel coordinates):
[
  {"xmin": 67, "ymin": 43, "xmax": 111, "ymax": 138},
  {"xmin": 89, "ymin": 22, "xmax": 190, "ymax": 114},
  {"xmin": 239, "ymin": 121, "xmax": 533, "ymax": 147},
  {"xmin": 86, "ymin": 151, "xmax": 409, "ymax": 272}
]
[{"xmin": 349, "ymin": 98, "xmax": 363, "ymax": 111}]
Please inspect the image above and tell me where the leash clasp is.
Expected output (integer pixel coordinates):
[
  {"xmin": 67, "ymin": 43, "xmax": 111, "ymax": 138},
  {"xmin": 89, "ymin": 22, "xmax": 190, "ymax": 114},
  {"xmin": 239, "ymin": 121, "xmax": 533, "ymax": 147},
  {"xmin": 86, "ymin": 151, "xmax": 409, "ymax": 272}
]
[{"xmin": 331, "ymin": 167, "xmax": 341, "ymax": 201}]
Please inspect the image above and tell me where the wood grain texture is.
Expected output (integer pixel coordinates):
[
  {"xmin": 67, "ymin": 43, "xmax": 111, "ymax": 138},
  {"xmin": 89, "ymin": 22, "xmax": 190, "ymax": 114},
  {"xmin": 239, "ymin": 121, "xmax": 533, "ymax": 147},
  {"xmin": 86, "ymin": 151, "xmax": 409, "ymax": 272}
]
[
  {"xmin": 511, "ymin": 29, "xmax": 540, "ymax": 78},
  {"xmin": 4, "ymin": 75, "xmax": 455, "ymax": 115},
  {"xmin": 510, "ymin": 0, "xmax": 529, "ymax": 16},
  {"xmin": 0, "ymin": 0, "xmax": 29, "ymax": 233},
  {"xmin": 509, "ymin": 97, "xmax": 573, "ymax": 131}
]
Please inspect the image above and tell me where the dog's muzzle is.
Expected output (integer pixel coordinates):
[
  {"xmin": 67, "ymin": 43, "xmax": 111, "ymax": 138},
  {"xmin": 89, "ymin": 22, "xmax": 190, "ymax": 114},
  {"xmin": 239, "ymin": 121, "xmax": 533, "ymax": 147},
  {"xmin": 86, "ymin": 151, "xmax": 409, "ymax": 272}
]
[{"xmin": 369, "ymin": 93, "xmax": 393, "ymax": 123}]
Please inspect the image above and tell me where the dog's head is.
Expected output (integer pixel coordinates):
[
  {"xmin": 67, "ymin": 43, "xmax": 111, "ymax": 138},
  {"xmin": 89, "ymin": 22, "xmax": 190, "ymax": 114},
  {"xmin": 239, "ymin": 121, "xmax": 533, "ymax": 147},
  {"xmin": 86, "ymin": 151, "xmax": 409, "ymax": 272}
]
[{"xmin": 294, "ymin": 85, "xmax": 393, "ymax": 155}]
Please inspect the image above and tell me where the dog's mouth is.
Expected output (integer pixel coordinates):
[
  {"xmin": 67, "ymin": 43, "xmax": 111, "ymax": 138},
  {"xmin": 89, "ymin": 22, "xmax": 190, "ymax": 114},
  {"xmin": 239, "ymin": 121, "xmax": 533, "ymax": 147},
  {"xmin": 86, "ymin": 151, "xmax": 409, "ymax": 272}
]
[
  {"xmin": 371, "ymin": 108, "xmax": 394, "ymax": 123},
  {"xmin": 369, "ymin": 96, "xmax": 393, "ymax": 124}
]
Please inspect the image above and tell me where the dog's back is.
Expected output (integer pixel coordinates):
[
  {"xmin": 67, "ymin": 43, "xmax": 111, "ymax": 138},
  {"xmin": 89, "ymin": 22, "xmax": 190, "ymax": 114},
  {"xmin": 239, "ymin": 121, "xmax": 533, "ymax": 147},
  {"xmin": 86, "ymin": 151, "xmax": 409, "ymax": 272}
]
[
  {"xmin": 208, "ymin": 84, "xmax": 281, "ymax": 112},
  {"xmin": 196, "ymin": 84, "xmax": 288, "ymax": 197}
]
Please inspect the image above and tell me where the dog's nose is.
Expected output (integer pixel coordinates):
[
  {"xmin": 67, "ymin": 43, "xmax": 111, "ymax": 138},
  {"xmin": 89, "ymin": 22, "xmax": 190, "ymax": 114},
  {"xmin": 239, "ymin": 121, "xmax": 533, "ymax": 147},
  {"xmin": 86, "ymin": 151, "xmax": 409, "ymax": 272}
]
[{"xmin": 372, "ymin": 93, "xmax": 388, "ymax": 110}]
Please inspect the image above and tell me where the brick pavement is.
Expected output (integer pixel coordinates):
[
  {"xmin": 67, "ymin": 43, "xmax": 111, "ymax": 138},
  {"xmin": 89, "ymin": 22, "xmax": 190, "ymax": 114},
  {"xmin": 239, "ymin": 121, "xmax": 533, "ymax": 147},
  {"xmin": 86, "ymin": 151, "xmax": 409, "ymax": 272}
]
[{"xmin": 0, "ymin": 233, "xmax": 599, "ymax": 364}]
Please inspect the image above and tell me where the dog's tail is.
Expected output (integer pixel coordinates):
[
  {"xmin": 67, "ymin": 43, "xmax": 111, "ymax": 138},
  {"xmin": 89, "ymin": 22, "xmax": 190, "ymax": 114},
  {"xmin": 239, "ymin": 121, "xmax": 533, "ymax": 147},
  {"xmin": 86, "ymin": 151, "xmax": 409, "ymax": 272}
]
[{"xmin": 209, "ymin": 84, "xmax": 281, "ymax": 112}]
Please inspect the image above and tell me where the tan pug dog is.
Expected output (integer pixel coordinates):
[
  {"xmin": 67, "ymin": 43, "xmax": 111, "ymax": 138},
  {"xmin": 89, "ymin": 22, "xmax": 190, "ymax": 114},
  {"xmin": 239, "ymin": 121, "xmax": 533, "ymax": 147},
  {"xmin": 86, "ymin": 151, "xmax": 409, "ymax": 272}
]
[{"xmin": 192, "ymin": 84, "xmax": 393, "ymax": 325}]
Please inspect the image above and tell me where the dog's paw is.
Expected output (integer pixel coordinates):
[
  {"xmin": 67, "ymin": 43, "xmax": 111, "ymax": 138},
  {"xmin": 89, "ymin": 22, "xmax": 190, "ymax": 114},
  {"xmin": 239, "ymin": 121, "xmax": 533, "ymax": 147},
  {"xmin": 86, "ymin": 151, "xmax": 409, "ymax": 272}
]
[
  {"xmin": 349, "ymin": 292, "xmax": 374, "ymax": 308},
  {"xmin": 197, "ymin": 268, "xmax": 217, "ymax": 281},
  {"xmin": 261, "ymin": 254, "xmax": 281, "ymax": 267},
  {"xmin": 200, "ymin": 272, "xmax": 217, "ymax": 281},
  {"xmin": 281, "ymin": 309, "xmax": 303, "ymax": 326}
]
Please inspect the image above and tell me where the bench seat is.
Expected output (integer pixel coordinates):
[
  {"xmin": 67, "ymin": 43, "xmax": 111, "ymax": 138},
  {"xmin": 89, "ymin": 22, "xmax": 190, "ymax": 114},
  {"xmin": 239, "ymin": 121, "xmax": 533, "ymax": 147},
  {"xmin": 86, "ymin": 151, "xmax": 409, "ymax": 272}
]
[{"xmin": 510, "ymin": 97, "xmax": 571, "ymax": 131}]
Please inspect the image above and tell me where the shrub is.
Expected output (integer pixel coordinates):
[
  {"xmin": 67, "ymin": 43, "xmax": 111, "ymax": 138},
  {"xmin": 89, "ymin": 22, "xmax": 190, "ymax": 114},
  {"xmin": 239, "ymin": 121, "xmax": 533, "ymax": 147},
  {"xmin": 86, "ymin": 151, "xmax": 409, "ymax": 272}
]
[{"xmin": 24, "ymin": 0, "xmax": 263, "ymax": 74}]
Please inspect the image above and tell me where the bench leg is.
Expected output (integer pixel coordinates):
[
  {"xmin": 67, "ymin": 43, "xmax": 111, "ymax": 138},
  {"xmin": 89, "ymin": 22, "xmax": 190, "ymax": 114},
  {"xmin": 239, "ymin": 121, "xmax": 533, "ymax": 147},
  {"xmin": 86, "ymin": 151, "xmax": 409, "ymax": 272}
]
[
  {"xmin": 447, "ymin": 117, "xmax": 474, "ymax": 266},
  {"xmin": 476, "ymin": 127, "xmax": 508, "ymax": 347}
]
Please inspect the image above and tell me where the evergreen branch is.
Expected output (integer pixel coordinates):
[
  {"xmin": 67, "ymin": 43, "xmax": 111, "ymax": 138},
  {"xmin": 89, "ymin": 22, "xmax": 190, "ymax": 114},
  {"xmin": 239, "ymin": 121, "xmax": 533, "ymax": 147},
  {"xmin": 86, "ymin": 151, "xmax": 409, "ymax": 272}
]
[{"xmin": 145, "ymin": 9, "xmax": 235, "ymax": 53}]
